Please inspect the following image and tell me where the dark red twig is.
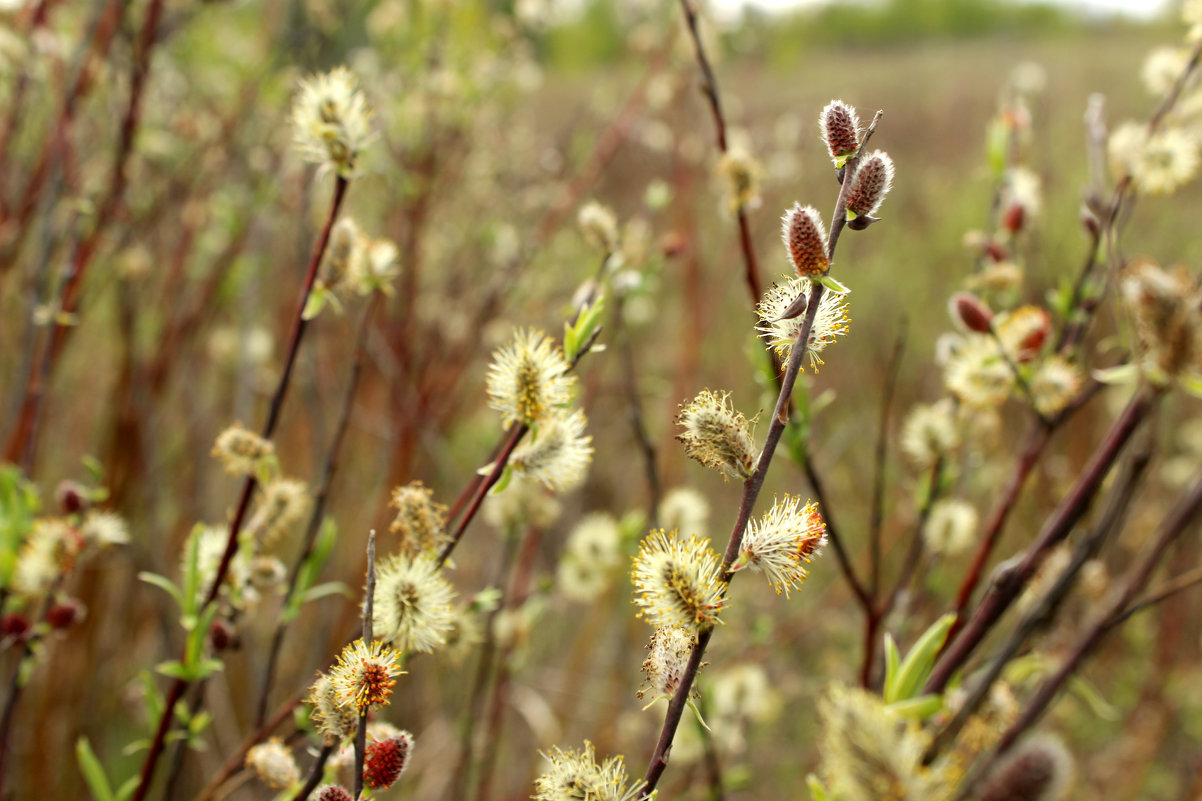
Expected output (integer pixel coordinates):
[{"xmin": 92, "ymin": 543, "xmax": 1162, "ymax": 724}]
[
  {"xmin": 925, "ymin": 387, "xmax": 1157, "ymax": 696},
  {"xmin": 255, "ymin": 293, "xmax": 382, "ymax": 725},
  {"xmin": 4, "ymin": 0, "xmax": 165, "ymax": 471},
  {"xmin": 675, "ymin": 0, "xmax": 763, "ymax": 308},
  {"xmin": 639, "ymin": 111, "xmax": 884, "ymax": 799},
  {"xmin": 953, "ymin": 464, "xmax": 1202, "ymax": 800},
  {"xmin": 131, "ymin": 175, "xmax": 349, "ymax": 801}
]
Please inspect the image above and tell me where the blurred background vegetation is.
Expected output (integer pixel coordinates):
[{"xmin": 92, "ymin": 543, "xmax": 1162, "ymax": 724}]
[{"xmin": 2, "ymin": 0, "xmax": 1201, "ymax": 798}]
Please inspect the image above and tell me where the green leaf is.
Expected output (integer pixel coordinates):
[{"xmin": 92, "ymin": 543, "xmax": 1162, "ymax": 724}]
[
  {"xmin": 81, "ymin": 455, "xmax": 105, "ymax": 483},
  {"xmin": 139, "ymin": 671, "xmax": 164, "ymax": 723},
  {"xmin": 892, "ymin": 614, "xmax": 956, "ymax": 703},
  {"xmin": 138, "ymin": 572, "xmax": 184, "ymax": 611},
  {"xmin": 806, "ymin": 774, "xmax": 830, "ymax": 801},
  {"xmin": 469, "ymin": 587, "xmax": 503, "ymax": 614},
  {"xmin": 193, "ymin": 658, "xmax": 226, "ymax": 681},
  {"xmin": 1178, "ymin": 373, "xmax": 1202, "ymax": 399},
  {"xmin": 1068, "ymin": 675, "xmax": 1120, "ymax": 720},
  {"xmin": 76, "ymin": 737, "xmax": 115, "ymax": 801},
  {"xmin": 490, "ymin": 465, "xmax": 514, "ymax": 495},
  {"xmin": 883, "ymin": 634, "xmax": 902, "ymax": 703},
  {"xmin": 121, "ymin": 739, "xmax": 150, "ymax": 757},
  {"xmin": 564, "ymin": 296, "xmax": 606, "ymax": 363},
  {"xmin": 1047, "ymin": 279, "xmax": 1075, "ymax": 319},
  {"xmin": 887, "ymin": 694, "xmax": 943, "ymax": 720},
  {"xmin": 1003, "ymin": 652, "xmax": 1050, "ymax": 685},
  {"xmin": 302, "ymin": 287, "xmax": 328, "ymax": 320},
  {"xmin": 562, "ymin": 322, "xmax": 579, "ymax": 365},
  {"xmin": 299, "ymin": 581, "xmax": 350, "ymax": 605},
  {"xmin": 116, "ymin": 777, "xmax": 139, "ymax": 801},
  {"xmin": 1092, "ymin": 364, "xmax": 1139, "ymax": 386},
  {"xmin": 312, "ymin": 517, "xmax": 338, "ymax": 569},
  {"xmin": 815, "ymin": 274, "xmax": 851, "ymax": 295},
  {"xmin": 188, "ymin": 711, "xmax": 213, "ymax": 735},
  {"xmin": 155, "ymin": 660, "xmax": 190, "ymax": 680},
  {"xmin": 986, "ymin": 117, "xmax": 1009, "ymax": 178},
  {"xmin": 181, "ymin": 524, "xmax": 206, "ymax": 617}
]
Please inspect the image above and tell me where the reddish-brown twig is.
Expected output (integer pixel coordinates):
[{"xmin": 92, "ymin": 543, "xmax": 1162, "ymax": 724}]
[
  {"xmin": 675, "ymin": 0, "xmax": 762, "ymax": 306},
  {"xmin": 925, "ymin": 387, "xmax": 1157, "ymax": 696},
  {"xmin": 953, "ymin": 464, "xmax": 1202, "ymax": 801},
  {"xmin": 131, "ymin": 175, "xmax": 349, "ymax": 801},
  {"xmin": 255, "ymin": 293, "xmax": 383, "ymax": 726},
  {"xmin": 4, "ymin": 0, "xmax": 164, "ymax": 471},
  {"xmin": 639, "ymin": 111, "xmax": 884, "ymax": 799}
]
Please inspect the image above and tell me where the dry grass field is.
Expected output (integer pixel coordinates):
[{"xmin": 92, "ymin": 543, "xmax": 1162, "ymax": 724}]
[{"xmin": 1, "ymin": 2, "xmax": 1201, "ymax": 799}]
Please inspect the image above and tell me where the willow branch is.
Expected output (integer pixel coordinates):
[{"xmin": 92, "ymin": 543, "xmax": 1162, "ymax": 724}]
[
  {"xmin": 639, "ymin": 112, "xmax": 883, "ymax": 797},
  {"xmin": 954, "ymin": 464, "xmax": 1202, "ymax": 801},
  {"xmin": 131, "ymin": 174, "xmax": 349, "ymax": 801},
  {"xmin": 926, "ymin": 386, "xmax": 1157, "ymax": 696}
]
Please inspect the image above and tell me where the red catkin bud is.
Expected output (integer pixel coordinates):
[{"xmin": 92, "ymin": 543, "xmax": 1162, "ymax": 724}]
[
  {"xmin": 1002, "ymin": 203, "xmax": 1025, "ymax": 235},
  {"xmin": 984, "ymin": 240, "xmax": 1009, "ymax": 263},
  {"xmin": 980, "ymin": 736, "xmax": 1072, "ymax": 801},
  {"xmin": 781, "ymin": 203, "xmax": 830, "ymax": 276},
  {"xmin": 844, "ymin": 150, "xmax": 895, "ymax": 220},
  {"xmin": 315, "ymin": 786, "xmax": 353, "ymax": 801},
  {"xmin": 1, "ymin": 613, "xmax": 30, "ymax": 640},
  {"xmin": 46, "ymin": 598, "xmax": 84, "ymax": 630},
  {"xmin": 55, "ymin": 481, "xmax": 88, "ymax": 515},
  {"xmin": 949, "ymin": 292, "xmax": 994, "ymax": 333},
  {"xmin": 660, "ymin": 230, "xmax": 687, "ymax": 259},
  {"xmin": 1008, "ymin": 307, "xmax": 1051, "ymax": 362},
  {"xmin": 363, "ymin": 733, "xmax": 414, "ymax": 791},
  {"xmin": 820, "ymin": 100, "xmax": 861, "ymax": 164},
  {"xmin": 209, "ymin": 619, "xmax": 237, "ymax": 651}
]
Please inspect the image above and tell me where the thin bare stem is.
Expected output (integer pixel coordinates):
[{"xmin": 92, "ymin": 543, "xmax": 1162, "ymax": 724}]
[
  {"xmin": 802, "ymin": 451, "xmax": 872, "ymax": 611},
  {"xmin": 675, "ymin": 0, "xmax": 762, "ymax": 305},
  {"xmin": 131, "ymin": 175, "xmax": 349, "ymax": 801},
  {"xmin": 926, "ymin": 386, "xmax": 1157, "ymax": 696},
  {"xmin": 639, "ymin": 112, "xmax": 884, "ymax": 798},
  {"xmin": 3, "ymin": 0, "xmax": 164, "ymax": 471},
  {"xmin": 1110, "ymin": 564, "xmax": 1202, "ymax": 628},
  {"xmin": 869, "ymin": 322, "xmax": 907, "ymax": 597},
  {"xmin": 924, "ymin": 442, "xmax": 1150, "ymax": 763},
  {"xmin": 192, "ymin": 694, "xmax": 303, "ymax": 801},
  {"xmin": 256, "ymin": 293, "xmax": 382, "ymax": 725},
  {"xmin": 947, "ymin": 421, "xmax": 1052, "ymax": 643},
  {"xmin": 437, "ymin": 423, "xmax": 526, "ymax": 567},
  {"xmin": 857, "ymin": 454, "xmax": 946, "ymax": 689},
  {"xmin": 288, "ymin": 742, "xmax": 336, "ymax": 801},
  {"xmin": 470, "ymin": 524, "xmax": 543, "ymax": 801},
  {"xmin": 954, "ymin": 464, "xmax": 1202, "ymax": 801},
  {"xmin": 615, "ymin": 294, "xmax": 662, "ymax": 525},
  {"xmin": 353, "ymin": 531, "xmax": 377, "ymax": 800},
  {"xmin": 697, "ymin": 700, "xmax": 726, "ymax": 801}
]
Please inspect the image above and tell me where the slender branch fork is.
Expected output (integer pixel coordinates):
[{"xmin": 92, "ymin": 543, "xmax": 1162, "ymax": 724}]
[
  {"xmin": 436, "ymin": 327, "xmax": 601, "ymax": 568},
  {"xmin": 924, "ymin": 386, "xmax": 1158, "ymax": 697},
  {"xmin": 638, "ymin": 111, "xmax": 884, "ymax": 799},
  {"xmin": 4, "ymin": 0, "xmax": 164, "ymax": 472},
  {"xmin": 952, "ymin": 464, "xmax": 1202, "ymax": 801},
  {"xmin": 130, "ymin": 175, "xmax": 349, "ymax": 801},
  {"xmin": 942, "ymin": 41, "xmax": 1202, "ymax": 646},
  {"xmin": 255, "ymin": 292, "xmax": 384, "ymax": 726},
  {"xmin": 923, "ymin": 442, "xmax": 1152, "ymax": 763}
]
